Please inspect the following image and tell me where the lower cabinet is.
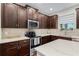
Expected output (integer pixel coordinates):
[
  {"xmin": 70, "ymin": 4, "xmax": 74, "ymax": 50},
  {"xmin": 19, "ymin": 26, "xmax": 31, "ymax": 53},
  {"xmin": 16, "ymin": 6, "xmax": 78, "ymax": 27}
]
[
  {"xmin": 18, "ymin": 40, "xmax": 30, "ymax": 56},
  {"xmin": 0, "ymin": 45, "xmax": 2, "ymax": 55},
  {"xmin": 0, "ymin": 39, "xmax": 30, "ymax": 56},
  {"xmin": 58, "ymin": 36, "xmax": 72, "ymax": 41},
  {"xmin": 41, "ymin": 35, "xmax": 72, "ymax": 45},
  {"xmin": 41, "ymin": 36, "xmax": 51, "ymax": 45},
  {"xmin": 51, "ymin": 35, "xmax": 59, "ymax": 41},
  {"xmin": 51, "ymin": 35, "xmax": 72, "ymax": 41}
]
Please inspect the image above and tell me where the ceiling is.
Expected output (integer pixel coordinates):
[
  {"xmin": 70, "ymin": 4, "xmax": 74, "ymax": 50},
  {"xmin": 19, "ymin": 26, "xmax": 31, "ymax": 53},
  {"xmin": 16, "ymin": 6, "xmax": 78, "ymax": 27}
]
[{"xmin": 18, "ymin": 3, "xmax": 79, "ymax": 16}]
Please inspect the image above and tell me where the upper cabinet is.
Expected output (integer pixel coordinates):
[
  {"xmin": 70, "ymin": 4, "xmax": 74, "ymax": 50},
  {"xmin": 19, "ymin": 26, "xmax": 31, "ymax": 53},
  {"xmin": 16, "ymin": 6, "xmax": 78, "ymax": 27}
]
[
  {"xmin": 37, "ymin": 12, "xmax": 42, "ymax": 28},
  {"xmin": 37, "ymin": 12, "xmax": 48, "ymax": 28},
  {"xmin": 76, "ymin": 8, "xmax": 79, "ymax": 29},
  {"xmin": 1, "ymin": 3, "xmax": 28, "ymax": 28},
  {"xmin": 17, "ymin": 6, "xmax": 27, "ymax": 28},
  {"xmin": 1, "ymin": 3, "xmax": 18, "ymax": 28},
  {"xmin": 27, "ymin": 7, "xmax": 38, "ymax": 20},
  {"xmin": 50, "ymin": 15, "xmax": 58, "ymax": 29},
  {"xmin": 1, "ymin": 3, "xmax": 58, "ymax": 29},
  {"xmin": 41, "ymin": 14, "xmax": 48, "ymax": 28}
]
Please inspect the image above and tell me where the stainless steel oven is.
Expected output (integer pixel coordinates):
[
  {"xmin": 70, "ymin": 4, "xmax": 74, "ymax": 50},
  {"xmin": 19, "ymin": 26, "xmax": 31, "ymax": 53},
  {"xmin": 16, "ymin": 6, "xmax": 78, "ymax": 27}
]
[{"xmin": 30, "ymin": 37, "xmax": 41, "ymax": 48}]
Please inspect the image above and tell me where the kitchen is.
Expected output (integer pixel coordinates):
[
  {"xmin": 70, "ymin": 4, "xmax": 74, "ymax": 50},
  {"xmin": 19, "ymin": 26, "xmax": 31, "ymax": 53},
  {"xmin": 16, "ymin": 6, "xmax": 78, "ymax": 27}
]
[{"xmin": 0, "ymin": 3, "xmax": 79, "ymax": 56}]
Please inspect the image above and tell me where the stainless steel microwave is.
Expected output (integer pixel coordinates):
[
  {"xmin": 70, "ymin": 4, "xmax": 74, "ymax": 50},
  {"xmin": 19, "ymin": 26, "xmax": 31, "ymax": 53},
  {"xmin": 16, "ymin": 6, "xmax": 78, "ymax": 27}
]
[{"xmin": 28, "ymin": 20, "xmax": 39, "ymax": 29}]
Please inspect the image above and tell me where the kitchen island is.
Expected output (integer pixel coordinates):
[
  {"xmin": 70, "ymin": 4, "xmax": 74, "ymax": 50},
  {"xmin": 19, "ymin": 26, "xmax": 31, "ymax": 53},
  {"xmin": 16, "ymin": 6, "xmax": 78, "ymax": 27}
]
[{"xmin": 34, "ymin": 39, "xmax": 79, "ymax": 56}]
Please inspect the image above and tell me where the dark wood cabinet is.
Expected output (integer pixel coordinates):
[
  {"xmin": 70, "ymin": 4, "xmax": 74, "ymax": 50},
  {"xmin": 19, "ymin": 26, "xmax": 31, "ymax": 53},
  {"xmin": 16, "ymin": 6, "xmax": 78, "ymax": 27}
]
[
  {"xmin": 58, "ymin": 36, "xmax": 72, "ymax": 41},
  {"xmin": 51, "ymin": 35, "xmax": 72, "ymax": 41},
  {"xmin": 38, "ymin": 15, "xmax": 58, "ymax": 29},
  {"xmin": 0, "ymin": 39, "xmax": 30, "ymax": 56},
  {"xmin": 41, "ymin": 36, "xmax": 51, "ymax": 45},
  {"xmin": 41, "ymin": 15, "xmax": 48, "ymax": 28},
  {"xmin": 1, "ymin": 3, "xmax": 28, "ymax": 28},
  {"xmin": 47, "ymin": 16, "xmax": 50, "ymax": 28},
  {"xmin": 1, "ymin": 41, "xmax": 18, "ymax": 56},
  {"xmin": 17, "ymin": 6, "xmax": 27, "ymax": 28},
  {"xmin": 41, "ymin": 35, "xmax": 72, "ymax": 45},
  {"xmin": 18, "ymin": 40, "xmax": 30, "ymax": 56},
  {"xmin": 1, "ymin": 3, "xmax": 58, "ymax": 29},
  {"xmin": 37, "ymin": 12, "xmax": 42, "ymax": 28},
  {"xmin": 50, "ymin": 15, "xmax": 58, "ymax": 29},
  {"xmin": 76, "ymin": 8, "xmax": 79, "ymax": 28},
  {"xmin": 37, "ymin": 12, "xmax": 48, "ymax": 28},
  {"xmin": 27, "ymin": 7, "xmax": 38, "ymax": 20},
  {"xmin": 0, "ymin": 45, "xmax": 2, "ymax": 55},
  {"xmin": 51, "ymin": 35, "xmax": 59, "ymax": 41},
  {"xmin": 1, "ymin": 3, "xmax": 18, "ymax": 28}
]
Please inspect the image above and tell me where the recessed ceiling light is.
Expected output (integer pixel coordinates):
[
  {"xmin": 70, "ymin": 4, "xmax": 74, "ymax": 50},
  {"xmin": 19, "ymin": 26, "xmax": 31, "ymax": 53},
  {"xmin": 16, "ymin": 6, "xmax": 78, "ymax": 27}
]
[{"xmin": 50, "ymin": 8, "xmax": 53, "ymax": 11}]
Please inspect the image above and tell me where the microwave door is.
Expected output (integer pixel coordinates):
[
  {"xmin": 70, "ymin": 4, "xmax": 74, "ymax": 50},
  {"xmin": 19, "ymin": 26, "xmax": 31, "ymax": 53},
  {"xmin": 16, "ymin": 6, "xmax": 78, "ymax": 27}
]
[{"xmin": 28, "ymin": 20, "xmax": 39, "ymax": 29}]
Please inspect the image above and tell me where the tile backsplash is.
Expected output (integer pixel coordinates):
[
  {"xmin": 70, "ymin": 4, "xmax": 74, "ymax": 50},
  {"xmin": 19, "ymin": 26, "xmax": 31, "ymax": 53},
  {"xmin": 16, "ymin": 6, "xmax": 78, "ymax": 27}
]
[
  {"xmin": 50, "ymin": 29, "xmax": 79, "ymax": 36},
  {"xmin": 2, "ymin": 28, "xmax": 29, "ymax": 38},
  {"xmin": 1, "ymin": 28, "xmax": 79, "ymax": 39},
  {"xmin": 33, "ymin": 29, "xmax": 79, "ymax": 36}
]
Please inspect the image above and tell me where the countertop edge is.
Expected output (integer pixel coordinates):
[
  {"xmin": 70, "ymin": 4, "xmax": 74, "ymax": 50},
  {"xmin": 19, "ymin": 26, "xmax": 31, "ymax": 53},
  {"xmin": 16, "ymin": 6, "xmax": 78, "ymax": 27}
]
[{"xmin": 0, "ymin": 37, "xmax": 29, "ymax": 44}]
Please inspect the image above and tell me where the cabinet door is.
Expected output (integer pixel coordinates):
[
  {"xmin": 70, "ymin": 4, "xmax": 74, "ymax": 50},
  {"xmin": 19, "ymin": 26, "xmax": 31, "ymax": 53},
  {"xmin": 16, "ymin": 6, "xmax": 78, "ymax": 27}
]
[
  {"xmin": 27, "ymin": 7, "xmax": 38, "ymax": 20},
  {"xmin": 44, "ymin": 16, "xmax": 48, "ymax": 28},
  {"xmin": 37, "ymin": 13, "xmax": 48, "ymax": 29},
  {"xmin": 50, "ymin": 15, "xmax": 58, "ymax": 29},
  {"xmin": 37, "ymin": 13, "xmax": 42, "ymax": 28},
  {"xmin": 18, "ymin": 40, "xmax": 30, "ymax": 56},
  {"xmin": 0, "ymin": 45, "xmax": 2, "ymax": 55},
  {"xmin": 41, "ymin": 36, "xmax": 51, "ymax": 44},
  {"xmin": 51, "ymin": 35, "xmax": 58, "ymax": 41},
  {"xmin": 32, "ymin": 9, "xmax": 38, "ymax": 20},
  {"xmin": 47, "ymin": 16, "xmax": 51, "ymax": 28},
  {"xmin": 18, "ymin": 6, "xmax": 27, "ymax": 28},
  {"xmin": 40, "ymin": 15, "xmax": 46, "ymax": 28},
  {"xmin": 2, "ymin": 42, "xmax": 18, "ymax": 56},
  {"xmin": 46, "ymin": 36, "xmax": 52, "ymax": 42},
  {"xmin": 76, "ymin": 8, "xmax": 79, "ymax": 28},
  {"xmin": 2, "ymin": 3, "xmax": 18, "ymax": 28},
  {"xmin": 50, "ymin": 16, "xmax": 54, "ymax": 28},
  {"xmin": 27, "ymin": 7, "xmax": 33, "ymax": 19}
]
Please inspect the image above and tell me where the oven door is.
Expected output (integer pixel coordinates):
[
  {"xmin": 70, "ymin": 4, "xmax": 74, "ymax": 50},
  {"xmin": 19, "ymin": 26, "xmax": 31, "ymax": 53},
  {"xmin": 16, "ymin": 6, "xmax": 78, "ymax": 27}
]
[{"xmin": 31, "ymin": 37, "xmax": 40, "ymax": 48}]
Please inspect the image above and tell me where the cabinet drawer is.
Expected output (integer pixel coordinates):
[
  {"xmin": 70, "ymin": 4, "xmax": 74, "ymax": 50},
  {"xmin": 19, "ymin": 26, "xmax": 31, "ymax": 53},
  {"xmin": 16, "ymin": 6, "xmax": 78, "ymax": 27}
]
[
  {"xmin": 18, "ymin": 39, "xmax": 30, "ymax": 46},
  {"xmin": 2, "ymin": 41, "xmax": 18, "ymax": 48}
]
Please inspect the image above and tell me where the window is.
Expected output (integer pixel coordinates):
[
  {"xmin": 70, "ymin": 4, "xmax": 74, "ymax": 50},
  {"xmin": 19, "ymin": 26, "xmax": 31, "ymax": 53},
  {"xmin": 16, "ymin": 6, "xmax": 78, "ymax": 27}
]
[{"xmin": 59, "ymin": 13, "xmax": 76, "ymax": 30}]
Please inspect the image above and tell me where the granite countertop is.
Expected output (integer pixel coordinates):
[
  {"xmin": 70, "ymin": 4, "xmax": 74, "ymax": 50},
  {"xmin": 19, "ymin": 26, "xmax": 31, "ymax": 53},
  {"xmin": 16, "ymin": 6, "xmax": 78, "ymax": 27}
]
[
  {"xmin": 0, "ymin": 36, "xmax": 29, "ymax": 44},
  {"xmin": 0, "ymin": 34, "xmax": 79, "ymax": 44},
  {"xmin": 34, "ymin": 39, "xmax": 79, "ymax": 56},
  {"xmin": 37, "ymin": 34, "xmax": 79, "ymax": 39}
]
